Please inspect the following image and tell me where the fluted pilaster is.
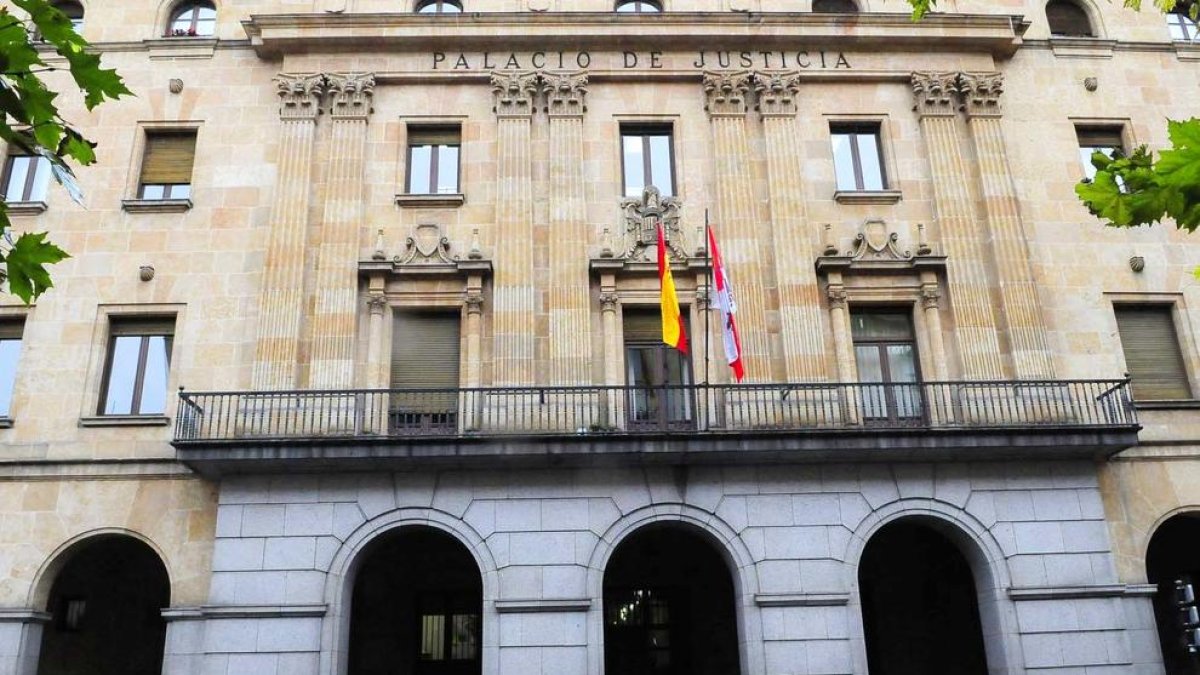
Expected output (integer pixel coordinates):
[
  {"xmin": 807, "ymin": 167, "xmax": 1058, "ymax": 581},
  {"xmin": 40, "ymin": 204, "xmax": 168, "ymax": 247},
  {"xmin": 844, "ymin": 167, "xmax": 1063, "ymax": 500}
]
[
  {"xmin": 704, "ymin": 70, "xmax": 771, "ymax": 382},
  {"xmin": 961, "ymin": 72, "xmax": 1055, "ymax": 379},
  {"xmin": 491, "ymin": 71, "xmax": 539, "ymax": 386},
  {"xmin": 309, "ymin": 72, "xmax": 375, "ymax": 389},
  {"xmin": 755, "ymin": 70, "xmax": 828, "ymax": 381},
  {"xmin": 912, "ymin": 71, "xmax": 1005, "ymax": 380},
  {"xmin": 543, "ymin": 72, "xmax": 593, "ymax": 385},
  {"xmin": 251, "ymin": 74, "xmax": 325, "ymax": 390}
]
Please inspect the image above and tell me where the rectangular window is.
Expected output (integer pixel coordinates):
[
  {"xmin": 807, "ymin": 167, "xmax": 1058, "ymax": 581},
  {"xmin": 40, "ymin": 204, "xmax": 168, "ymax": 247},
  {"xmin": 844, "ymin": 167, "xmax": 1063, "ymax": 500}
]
[
  {"xmin": 1076, "ymin": 125, "xmax": 1125, "ymax": 182},
  {"xmin": 390, "ymin": 311, "xmax": 461, "ymax": 434},
  {"xmin": 138, "ymin": 131, "xmax": 196, "ymax": 200},
  {"xmin": 1114, "ymin": 305, "xmax": 1192, "ymax": 400},
  {"xmin": 851, "ymin": 310, "xmax": 922, "ymax": 422},
  {"xmin": 830, "ymin": 123, "xmax": 886, "ymax": 191},
  {"xmin": 99, "ymin": 317, "xmax": 174, "ymax": 416},
  {"xmin": 416, "ymin": 593, "xmax": 479, "ymax": 663},
  {"xmin": 0, "ymin": 319, "xmax": 25, "ymax": 418},
  {"xmin": 2, "ymin": 153, "xmax": 51, "ymax": 203},
  {"xmin": 407, "ymin": 126, "xmax": 461, "ymax": 195},
  {"xmin": 621, "ymin": 124, "xmax": 675, "ymax": 197}
]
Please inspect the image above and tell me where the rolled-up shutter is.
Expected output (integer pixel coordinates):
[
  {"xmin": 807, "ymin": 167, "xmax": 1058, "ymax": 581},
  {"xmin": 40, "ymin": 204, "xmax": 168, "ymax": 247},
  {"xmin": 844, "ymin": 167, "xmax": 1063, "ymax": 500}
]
[
  {"xmin": 623, "ymin": 309, "xmax": 663, "ymax": 344},
  {"xmin": 391, "ymin": 312, "xmax": 461, "ymax": 389},
  {"xmin": 140, "ymin": 132, "xmax": 197, "ymax": 185},
  {"xmin": 1115, "ymin": 306, "xmax": 1192, "ymax": 400}
]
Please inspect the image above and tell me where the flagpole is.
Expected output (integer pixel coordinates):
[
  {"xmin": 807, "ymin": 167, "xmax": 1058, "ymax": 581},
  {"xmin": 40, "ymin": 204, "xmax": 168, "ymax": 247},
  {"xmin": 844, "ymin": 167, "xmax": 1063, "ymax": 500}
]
[{"xmin": 703, "ymin": 209, "xmax": 711, "ymax": 388}]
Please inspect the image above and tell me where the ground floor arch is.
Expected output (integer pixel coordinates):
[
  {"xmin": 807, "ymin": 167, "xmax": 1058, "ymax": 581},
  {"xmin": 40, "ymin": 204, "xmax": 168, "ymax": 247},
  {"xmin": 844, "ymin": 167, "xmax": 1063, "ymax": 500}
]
[
  {"xmin": 348, "ymin": 525, "xmax": 483, "ymax": 675},
  {"xmin": 35, "ymin": 533, "xmax": 170, "ymax": 675},
  {"xmin": 1147, "ymin": 511, "xmax": 1200, "ymax": 674}
]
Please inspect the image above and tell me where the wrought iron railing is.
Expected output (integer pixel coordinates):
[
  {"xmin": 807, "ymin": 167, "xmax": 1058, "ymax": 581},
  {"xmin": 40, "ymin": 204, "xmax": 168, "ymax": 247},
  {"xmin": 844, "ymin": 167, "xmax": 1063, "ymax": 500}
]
[{"xmin": 173, "ymin": 379, "xmax": 1136, "ymax": 443}]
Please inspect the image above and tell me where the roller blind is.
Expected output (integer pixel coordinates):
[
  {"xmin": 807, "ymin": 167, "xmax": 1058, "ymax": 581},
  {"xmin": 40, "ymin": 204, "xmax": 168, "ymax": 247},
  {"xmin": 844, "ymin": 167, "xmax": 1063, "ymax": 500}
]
[
  {"xmin": 407, "ymin": 126, "xmax": 461, "ymax": 147},
  {"xmin": 623, "ymin": 309, "xmax": 663, "ymax": 344},
  {"xmin": 0, "ymin": 318, "xmax": 24, "ymax": 340},
  {"xmin": 391, "ymin": 312, "xmax": 461, "ymax": 389},
  {"xmin": 1075, "ymin": 126, "xmax": 1123, "ymax": 149},
  {"xmin": 140, "ymin": 132, "xmax": 197, "ymax": 185},
  {"xmin": 1115, "ymin": 306, "xmax": 1192, "ymax": 400},
  {"xmin": 109, "ymin": 316, "xmax": 175, "ymax": 337}
]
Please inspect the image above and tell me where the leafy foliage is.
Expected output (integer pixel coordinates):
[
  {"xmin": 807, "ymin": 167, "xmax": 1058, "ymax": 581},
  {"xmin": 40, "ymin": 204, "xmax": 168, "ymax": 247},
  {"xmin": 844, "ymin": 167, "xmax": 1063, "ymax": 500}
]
[{"xmin": 0, "ymin": 0, "xmax": 130, "ymax": 303}]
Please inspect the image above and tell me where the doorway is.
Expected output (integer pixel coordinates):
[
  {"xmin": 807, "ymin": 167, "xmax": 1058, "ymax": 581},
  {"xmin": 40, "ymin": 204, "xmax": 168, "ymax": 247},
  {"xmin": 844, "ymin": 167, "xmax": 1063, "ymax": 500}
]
[{"xmin": 851, "ymin": 310, "xmax": 923, "ymax": 425}]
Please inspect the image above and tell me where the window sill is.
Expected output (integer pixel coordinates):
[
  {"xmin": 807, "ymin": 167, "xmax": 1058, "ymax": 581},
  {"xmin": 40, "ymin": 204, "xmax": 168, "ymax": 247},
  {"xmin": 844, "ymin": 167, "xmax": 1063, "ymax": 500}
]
[
  {"xmin": 1048, "ymin": 37, "xmax": 1116, "ymax": 59},
  {"xmin": 394, "ymin": 193, "xmax": 465, "ymax": 209},
  {"xmin": 833, "ymin": 190, "xmax": 902, "ymax": 205},
  {"xmin": 79, "ymin": 415, "xmax": 171, "ymax": 428},
  {"xmin": 0, "ymin": 417, "xmax": 12, "ymax": 429},
  {"xmin": 1174, "ymin": 41, "xmax": 1200, "ymax": 61},
  {"xmin": 143, "ymin": 37, "xmax": 218, "ymax": 60},
  {"xmin": 5, "ymin": 201, "xmax": 47, "ymax": 216},
  {"xmin": 1134, "ymin": 399, "xmax": 1200, "ymax": 411},
  {"xmin": 122, "ymin": 198, "xmax": 193, "ymax": 213}
]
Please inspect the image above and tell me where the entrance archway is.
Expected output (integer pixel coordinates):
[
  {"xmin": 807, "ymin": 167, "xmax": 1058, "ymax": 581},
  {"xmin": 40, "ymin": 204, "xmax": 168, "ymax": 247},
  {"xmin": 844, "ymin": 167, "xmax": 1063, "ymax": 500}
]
[
  {"xmin": 36, "ymin": 534, "xmax": 170, "ymax": 675},
  {"xmin": 348, "ymin": 526, "xmax": 482, "ymax": 675},
  {"xmin": 602, "ymin": 523, "xmax": 740, "ymax": 675},
  {"xmin": 859, "ymin": 518, "xmax": 989, "ymax": 675},
  {"xmin": 1147, "ymin": 512, "xmax": 1200, "ymax": 674}
]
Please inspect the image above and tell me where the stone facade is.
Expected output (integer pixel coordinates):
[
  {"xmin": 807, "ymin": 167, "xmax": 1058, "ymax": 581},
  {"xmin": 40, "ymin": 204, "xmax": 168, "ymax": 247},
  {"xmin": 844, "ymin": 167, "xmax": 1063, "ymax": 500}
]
[{"xmin": 0, "ymin": 0, "xmax": 1198, "ymax": 674}]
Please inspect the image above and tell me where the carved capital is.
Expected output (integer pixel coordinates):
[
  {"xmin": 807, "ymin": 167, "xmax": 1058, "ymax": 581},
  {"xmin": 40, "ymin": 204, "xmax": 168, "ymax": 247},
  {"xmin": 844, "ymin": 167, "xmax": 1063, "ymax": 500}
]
[
  {"xmin": 599, "ymin": 291, "xmax": 620, "ymax": 313},
  {"xmin": 911, "ymin": 71, "xmax": 959, "ymax": 117},
  {"xmin": 959, "ymin": 72, "xmax": 1004, "ymax": 119},
  {"xmin": 542, "ymin": 71, "xmax": 588, "ymax": 118},
  {"xmin": 752, "ymin": 70, "xmax": 802, "ymax": 117},
  {"xmin": 367, "ymin": 292, "xmax": 388, "ymax": 315},
  {"xmin": 703, "ymin": 70, "xmax": 752, "ymax": 117},
  {"xmin": 492, "ymin": 71, "xmax": 540, "ymax": 119},
  {"xmin": 275, "ymin": 73, "xmax": 325, "ymax": 121},
  {"xmin": 326, "ymin": 73, "xmax": 375, "ymax": 120},
  {"xmin": 920, "ymin": 284, "xmax": 942, "ymax": 310},
  {"xmin": 465, "ymin": 292, "xmax": 485, "ymax": 315},
  {"xmin": 827, "ymin": 285, "xmax": 848, "ymax": 310}
]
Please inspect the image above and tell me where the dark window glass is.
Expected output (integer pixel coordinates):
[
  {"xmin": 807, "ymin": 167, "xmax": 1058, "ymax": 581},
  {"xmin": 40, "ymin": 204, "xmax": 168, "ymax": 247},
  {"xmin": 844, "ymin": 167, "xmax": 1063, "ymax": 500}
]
[
  {"xmin": 55, "ymin": 1, "xmax": 84, "ymax": 31},
  {"xmin": 138, "ymin": 131, "xmax": 196, "ymax": 200},
  {"xmin": 813, "ymin": 0, "xmax": 859, "ymax": 12},
  {"xmin": 1, "ymin": 154, "xmax": 51, "ymax": 202},
  {"xmin": 830, "ymin": 123, "xmax": 886, "ymax": 191},
  {"xmin": 406, "ymin": 126, "xmax": 461, "ymax": 195},
  {"xmin": 621, "ymin": 124, "xmax": 675, "ymax": 197},
  {"xmin": 1075, "ymin": 125, "xmax": 1124, "ymax": 182},
  {"xmin": 168, "ymin": 1, "xmax": 216, "ymax": 36},
  {"xmin": 99, "ymin": 318, "xmax": 174, "ymax": 416},
  {"xmin": 1046, "ymin": 0, "xmax": 1094, "ymax": 36},
  {"xmin": 616, "ymin": 0, "xmax": 663, "ymax": 11},
  {"xmin": 0, "ymin": 320, "xmax": 24, "ymax": 418},
  {"xmin": 415, "ymin": 0, "xmax": 463, "ymax": 12}
]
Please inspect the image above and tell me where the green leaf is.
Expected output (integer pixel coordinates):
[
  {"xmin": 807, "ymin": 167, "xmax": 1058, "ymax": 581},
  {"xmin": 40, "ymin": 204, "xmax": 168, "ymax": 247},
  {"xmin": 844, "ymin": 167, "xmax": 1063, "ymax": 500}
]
[{"xmin": 2, "ymin": 230, "xmax": 70, "ymax": 303}]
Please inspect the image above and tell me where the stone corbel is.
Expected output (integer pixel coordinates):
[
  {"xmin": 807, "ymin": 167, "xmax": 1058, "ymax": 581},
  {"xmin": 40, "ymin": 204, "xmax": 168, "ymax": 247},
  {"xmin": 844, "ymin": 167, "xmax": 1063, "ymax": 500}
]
[
  {"xmin": 911, "ymin": 71, "xmax": 960, "ymax": 117},
  {"xmin": 275, "ymin": 73, "xmax": 325, "ymax": 121},
  {"xmin": 752, "ymin": 70, "xmax": 802, "ymax": 118},
  {"xmin": 920, "ymin": 282, "xmax": 942, "ymax": 310},
  {"xmin": 542, "ymin": 71, "xmax": 588, "ymax": 118},
  {"xmin": 326, "ymin": 72, "xmax": 375, "ymax": 120},
  {"xmin": 703, "ymin": 70, "xmax": 752, "ymax": 117},
  {"xmin": 958, "ymin": 72, "xmax": 1004, "ymax": 119},
  {"xmin": 492, "ymin": 71, "xmax": 540, "ymax": 118}
]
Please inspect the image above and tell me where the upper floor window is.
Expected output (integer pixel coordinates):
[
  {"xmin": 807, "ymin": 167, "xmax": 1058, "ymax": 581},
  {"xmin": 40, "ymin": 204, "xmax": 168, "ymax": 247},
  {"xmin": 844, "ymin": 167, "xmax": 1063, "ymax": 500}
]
[
  {"xmin": 616, "ymin": 1, "xmax": 663, "ymax": 12},
  {"xmin": 407, "ymin": 126, "xmax": 461, "ymax": 195},
  {"xmin": 830, "ymin": 123, "xmax": 886, "ymax": 192},
  {"xmin": 54, "ymin": 1, "xmax": 84, "ymax": 32},
  {"xmin": 812, "ymin": 0, "xmax": 859, "ymax": 12},
  {"xmin": 168, "ymin": 0, "xmax": 216, "ymax": 37},
  {"xmin": 621, "ymin": 124, "xmax": 675, "ymax": 197},
  {"xmin": 1076, "ymin": 125, "xmax": 1124, "ymax": 182},
  {"xmin": 1168, "ymin": 4, "xmax": 1199, "ymax": 40},
  {"xmin": 1046, "ymin": 0, "xmax": 1095, "ymax": 37},
  {"xmin": 1114, "ymin": 305, "xmax": 1192, "ymax": 400},
  {"xmin": 2, "ymin": 153, "xmax": 51, "ymax": 203},
  {"xmin": 99, "ymin": 317, "xmax": 175, "ymax": 416},
  {"xmin": 416, "ymin": 0, "xmax": 463, "ymax": 13},
  {"xmin": 0, "ymin": 319, "xmax": 24, "ymax": 419},
  {"xmin": 138, "ymin": 130, "xmax": 196, "ymax": 200}
]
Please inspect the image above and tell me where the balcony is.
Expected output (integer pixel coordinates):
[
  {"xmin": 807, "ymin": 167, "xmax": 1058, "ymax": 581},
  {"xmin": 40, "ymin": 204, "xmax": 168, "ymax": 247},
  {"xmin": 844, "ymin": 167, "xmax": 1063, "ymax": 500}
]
[{"xmin": 172, "ymin": 380, "xmax": 1139, "ymax": 476}]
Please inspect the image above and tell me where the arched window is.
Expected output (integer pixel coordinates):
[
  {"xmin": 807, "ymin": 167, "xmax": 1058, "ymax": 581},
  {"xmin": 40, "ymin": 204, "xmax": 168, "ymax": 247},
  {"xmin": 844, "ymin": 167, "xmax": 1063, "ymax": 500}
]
[
  {"xmin": 616, "ymin": 0, "xmax": 663, "ymax": 12},
  {"xmin": 54, "ymin": 0, "xmax": 84, "ymax": 31},
  {"xmin": 1046, "ymin": 0, "xmax": 1095, "ymax": 37},
  {"xmin": 167, "ymin": 0, "xmax": 216, "ymax": 37},
  {"xmin": 415, "ymin": 0, "xmax": 463, "ymax": 13},
  {"xmin": 813, "ymin": 0, "xmax": 859, "ymax": 12},
  {"xmin": 1167, "ymin": 3, "xmax": 1199, "ymax": 40}
]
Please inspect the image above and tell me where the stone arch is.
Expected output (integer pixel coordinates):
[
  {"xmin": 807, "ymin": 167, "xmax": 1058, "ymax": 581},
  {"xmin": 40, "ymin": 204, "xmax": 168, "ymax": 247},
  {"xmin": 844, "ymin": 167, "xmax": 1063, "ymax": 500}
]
[
  {"xmin": 1045, "ymin": 0, "xmax": 1107, "ymax": 38},
  {"xmin": 843, "ymin": 499, "xmax": 1023, "ymax": 675},
  {"xmin": 153, "ymin": 0, "xmax": 218, "ymax": 37},
  {"xmin": 29, "ymin": 527, "xmax": 173, "ymax": 611},
  {"xmin": 320, "ymin": 507, "xmax": 499, "ymax": 675},
  {"xmin": 584, "ymin": 504, "xmax": 764, "ymax": 675},
  {"xmin": 1140, "ymin": 504, "xmax": 1200, "ymax": 580}
]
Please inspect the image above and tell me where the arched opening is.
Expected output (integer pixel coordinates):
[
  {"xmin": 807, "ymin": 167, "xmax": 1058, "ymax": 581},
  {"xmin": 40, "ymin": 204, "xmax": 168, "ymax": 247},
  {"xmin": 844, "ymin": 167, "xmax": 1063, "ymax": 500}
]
[
  {"xmin": 603, "ymin": 523, "xmax": 740, "ymax": 675},
  {"xmin": 166, "ymin": 0, "xmax": 215, "ymax": 37},
  {"xmin": 36, "ymin": 535, "xmax": 170, "ymax": 675},
  {"xmin": 616, "ymin": 0, "xmax": 663, "ymax": 12},
  {"xmin": 859, "ymin": 518, "xmax": 989, "ymax": 675},
  {"xmin": 415, "ymin": 0, "xmax": 463, "ymax": 13},
  {"xmin": 812, "ymin": 0, "xmax": 859, "ymax": 13},
  {"xmin": 348, "ymin": 526, "xmax": 482, "ymax": 675},
  {"xmin": 1147, "ymin": 513, "xmax": 1200, "ymax": 674},
  {"xmin": 1046, "ymin": 0, "xmax": 1095, "ymax": 37}
]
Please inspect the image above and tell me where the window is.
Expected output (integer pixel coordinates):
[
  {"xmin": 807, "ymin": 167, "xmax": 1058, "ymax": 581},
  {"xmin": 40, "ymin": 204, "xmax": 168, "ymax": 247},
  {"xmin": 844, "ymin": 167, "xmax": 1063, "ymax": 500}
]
[
  {"xmin": 54, "ymin": 1, "xmax": 84, "ymax": 31},
  {"xmin": 416, "ymin": 594, "xmax": 479, "ymax": 664},
  {"xmin": 415, "ymin": 0, "xmax": 463, "ymax": 12},
  {"xmin": 1, "ymin": 153, "xmax": 51, "ymax": 203},
  {"xmin": 1168, "ymin": 4, "xmax": 1199, "ymax": 40},
  {"xmin": 167, "ymin": 1, "xmax": 216, "ymax": 37},
  {"xmin": 0, "ymin": 319, "xmax": 24, "ymax": 419},
  {"xmin": 391, "ymin": 312, "xmax": 460, "ymax": 434},
  {"xmin": 616, "ymin": 0, "xmax": 663, "ymax": 11},
  {"xmin": 830, "ymin": 123, "xmax": 886, "ymax": 192},
  {"xmin": 99, "ymin": 318, "xmax": 174, "ymax": 416},
  {"xmin": 406, "ymin": 126, "xmax": 461, "ymax": 195},
  {"xmin": 852, "ymin": 310, "xmax": 922, "ymax": 423},
  {"xmin": 813, "ymin": 0, "xmax": 859, "ymax": 12},
  {"xmin": 621, "ymin": 124, "xmax": 675, "ymax": 197},
  {"xmin": 137, "ymin": 131, "xmax": 196, "ymax": 200},
  {"xmin": 1046, "ymin": 0, "xmax": 1094, "ymax": 37},
  {"xmin": 1114, "ymin": 305, "xmax": 1192, "ymax": 400},
  {"xmin": 1076, "ymin": 125, "xmax": 1124, "ymax": 182},
  {"xmin": 624, "ymin": 309, "xmax": 692, "ymax": 431}
]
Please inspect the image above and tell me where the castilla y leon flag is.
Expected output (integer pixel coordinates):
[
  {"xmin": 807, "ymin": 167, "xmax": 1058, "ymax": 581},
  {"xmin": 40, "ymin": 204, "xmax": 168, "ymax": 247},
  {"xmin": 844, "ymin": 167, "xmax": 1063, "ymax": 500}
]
[
  {"xmin": 708, "ymin": 226, "xmax": 744, "ymax": 382},
  {"xmin": 657, "ymin": 222, "xmax": 689, "ymax": 355}
]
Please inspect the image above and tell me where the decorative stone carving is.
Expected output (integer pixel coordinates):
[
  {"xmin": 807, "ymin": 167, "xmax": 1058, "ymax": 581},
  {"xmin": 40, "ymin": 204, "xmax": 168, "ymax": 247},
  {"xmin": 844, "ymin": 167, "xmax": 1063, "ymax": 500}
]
[
  {"xmin": 367, "ymin": 291, "xmax": 388, "ymax": 315},
  {"xmin": 618, "ymin": 185, "xmax": 687, "ymax": 262},
  {"xmin": 827, "ymin": 285, "xmax": 848, "ymax": 310},
  {"xmin": 703, "ymin": 70, "xmax": 752, "ymax": 117},
  {"xmin": 911, "ymin": 71, "xmax": 959, "ymax": 117},
  {"xmin": 325, "ymin": 72, "xmax": 375, "ymax": 120},
  {"xmin": 542, "ymin": 71, "xmax": 588, "ymax": 117},
  {"xmin": 752, "ymin": 70, "xmax": 801, "ymax": 117},
  {"xmin": 959, "ymin": 72, "xmax": 1004, "ymax": 118},
  {"xmin": 395, "ymin": 223, "xmax": 455, "ymax": 266},
  {"xmin": 848, "ymin": 218, "xmax": 912, "ymax": 261},
  {"xmin": 465, "ymin": 291, "xmax": 485, "ymax": 315},
  {"xmin": 920, "ymin": 284, "xmax": 942, "ymax": 310},
  {"xmin": 491, "ymin": 71, "xmax": 540, "ymax": 118},
  {"xmin": 599, "ymin": 291, "xmax": 620, "ymax": 312},
  {"xmin": 372, "ymin": 229, "xmax": 386, "ymax": 261},
  {"xmin": 275, "ymin": 73, "xmax": 325, "ymax": 120}
]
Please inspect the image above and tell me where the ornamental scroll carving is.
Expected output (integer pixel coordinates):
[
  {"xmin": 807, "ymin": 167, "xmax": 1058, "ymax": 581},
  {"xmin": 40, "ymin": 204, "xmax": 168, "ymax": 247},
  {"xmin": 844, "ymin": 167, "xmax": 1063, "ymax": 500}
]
[
  {"xmin": 911, "ymin": 71, "xmax": 960, "ymax": 117},
  {"xmin": 958, "ymin": 72, "xmax": 1004, "ymax": 118},
  {"xmin": 848, "ymin": 218, "xmax": 912, "ymax": 262},
  {"xmin": 326, "ymin": 72, "xmax": 375, "ymax": 120},
  {"xmin": 395, "ymin": 223, "xmax": 455, "ymax": 266},
  {"xmin": 619, "ymin": 185, "xmax": 688, "ymax": 262},
  {"xmin": 752, "ymin": 70, "xmax": 802, "ymax": 117},
  {"xmin": 542, "ymin": 71, "xmax": 588, "ymax": 117},
  {"xmin": 703, "ymin": 70, "xmax": 752, "ymax": 117},
  {"xmin": 275, "ymin": 74, "xmax": 325, "ymax": 121},
  {"xmin": 492, "ymin": 71, "xmax": 540, "ymax": 118}
]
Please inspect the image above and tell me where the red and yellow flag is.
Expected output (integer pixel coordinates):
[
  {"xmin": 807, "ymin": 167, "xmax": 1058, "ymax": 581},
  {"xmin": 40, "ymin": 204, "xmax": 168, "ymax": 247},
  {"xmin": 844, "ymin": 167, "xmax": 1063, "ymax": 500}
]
[{"xmin": 657, "ymin": 222, "xmax": 688, "ymax": 355}]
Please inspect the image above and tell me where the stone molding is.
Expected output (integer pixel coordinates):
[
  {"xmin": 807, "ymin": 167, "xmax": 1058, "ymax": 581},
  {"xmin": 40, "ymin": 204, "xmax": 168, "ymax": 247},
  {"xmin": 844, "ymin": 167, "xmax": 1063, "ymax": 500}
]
[
  {"xmin": 160, "ymin": 604, "xmax": 328, "ymax": 621},
  {"xmin": 274, "ymin": 73, "xmax": 325, "ymax": 120},
  {"xmin": 0, "ymin": 609, "xmax": 50, "ymax": 624},
  {"xmin": 1007, "ymin": 584, "xmax": 1141, "ymax": 601},
  {"xmin": 326, "ymin": 72, "xmax": 375, "ymax": 120},
  {"xmin": 752, "ymin": 70, "xmax": 802, "ymax": 117},
  {"xmin": 911, "ymin": 70, "xmax": 1005, "ymax": 118},
  {"xmin": 703, "ymin": 70, "xmax": 752, "ymax": 117},
  {"xmin": 541, "ymin": 70, "xmax": 588, "ymax": 118},
  {"xmin": 754, "ymin": 592, "xmax": 850, "ymax": 607},
  {"xmin": 494, "ymin": 598, "xmax": 591, "ymax": 613},
  {"xmin": 491, "ymin": 71, "xmax": 540, "ymax": 118}
]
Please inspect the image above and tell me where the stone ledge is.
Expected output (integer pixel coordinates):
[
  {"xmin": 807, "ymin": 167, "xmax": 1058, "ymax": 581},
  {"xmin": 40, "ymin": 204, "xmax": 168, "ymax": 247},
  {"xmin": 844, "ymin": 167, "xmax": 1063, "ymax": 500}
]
[
  {"xmin": 122, "ymin": 198, "xmax": 193, "ymax": 213},
  {"xmin": 80, "ymin": 414, "xmax": 171, "ymax": 428},
  {"xmin": 394, "ymin": 193, "xmax": 466, "ymax": 209},
  {"xmin": 161, "ymin": 604, "xmax": 328, "ymax": 621},
  {"xmin": 1008, "ymin": 584, "xmax": 1130, "ymax": 601},
  {"xmin": 1048, "ymin": 36, "xmax": 1117, "ymax": 59},
  {"xmin": 833, "ymin": 190, "xmax": 902, "ymax": 205},
  {"xmin": 494, "ymin": 598, "xmax": 592, "ymax": 613},
  {"xmin": 6, "ymin": 201, "xmax": 47, "ymax": 216},
  {"xmin": 144, "ymin": 37, "xmax": 218, "ymax": 60},
  {"xmin": 0, "ymin": 609, "xmax": 51, "ymax": 623},
  {"xmin": 1173, "ymin": 41, "xmax": 1200, "ymax": 61},
  {"xmin": 754, "ymin": 592, "xmax": 849, "ymax": 607}
]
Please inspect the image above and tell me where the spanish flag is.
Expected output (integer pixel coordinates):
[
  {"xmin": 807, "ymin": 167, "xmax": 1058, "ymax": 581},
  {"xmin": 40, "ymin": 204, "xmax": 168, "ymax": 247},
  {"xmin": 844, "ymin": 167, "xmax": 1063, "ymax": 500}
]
[{"xmin": 657, "ymin": 222, "xmax": 688, "ymax": 355}]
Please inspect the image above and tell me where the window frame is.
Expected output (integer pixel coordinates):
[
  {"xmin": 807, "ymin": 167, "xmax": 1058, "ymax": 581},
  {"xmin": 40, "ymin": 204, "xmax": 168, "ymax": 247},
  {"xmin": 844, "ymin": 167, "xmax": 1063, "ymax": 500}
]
[
  {"xmin": 0, "ymin": 317, "xmax": 26, "ymax": 422},
  {"xmin": 619, "ymin": 122, "xmax": 677, "ymax": 198},
  {"xmin": 829, "ymin": 122, "xmax": 888, "ymax": 192},
  {"xmin": 405, "ymin": 126, "xmax": 462, "ymax": 196},
  {"xmin": 414, "ymin": 0, "xmax": 463, "ymax": 13},
  {"xmin": 96, "ymin": 318, "xmax": 175, "ymax": 417},
  {"xmin": 615, "ymin": 0, "xmax": 664, "ymax": 12},
  {"xmin": 1074, "ymin": 123, "xmax": 1128, "ymax": 183},
  {"xmin": 126, "ymin": 125, "xmax": 199, "ymax": 210},
  {"xmin": 1167, "ymin": 7, "xmax": 1200, "ymax": 40},
  {"xmin": 0, "ymin": 153, "xmax": 51, "ymax": 203},
  {"xmin": 167, "ymin": 0, "xmax": 216, "ymax": 37},
  {"xmin": 1112, "ymin": 302, "xmax": 1196, "ymax": 402}
]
